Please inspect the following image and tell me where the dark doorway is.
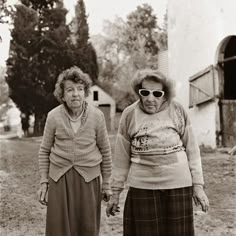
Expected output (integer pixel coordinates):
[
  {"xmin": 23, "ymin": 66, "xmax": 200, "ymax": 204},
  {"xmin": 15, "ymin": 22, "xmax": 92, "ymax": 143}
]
[
  {"xmin": 218, "ymin": 35, "xmax": 236, "ymax": 146},
  {"xmin": 223, "ymin": 36, "xmax": 236, "ymax": 99}
]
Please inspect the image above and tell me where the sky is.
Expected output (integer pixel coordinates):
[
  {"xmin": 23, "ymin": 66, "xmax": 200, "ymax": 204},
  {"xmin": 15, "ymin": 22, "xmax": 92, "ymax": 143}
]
[{"xmin": 0, "ymin": 0, "xmax": 167, "ymax": 66}]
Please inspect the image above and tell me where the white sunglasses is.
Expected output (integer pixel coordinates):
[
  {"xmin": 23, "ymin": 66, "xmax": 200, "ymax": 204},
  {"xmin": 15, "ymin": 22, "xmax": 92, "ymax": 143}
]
[{"xmin": 139, "ymin": 89, "xmax": 165, "ymax": 98}]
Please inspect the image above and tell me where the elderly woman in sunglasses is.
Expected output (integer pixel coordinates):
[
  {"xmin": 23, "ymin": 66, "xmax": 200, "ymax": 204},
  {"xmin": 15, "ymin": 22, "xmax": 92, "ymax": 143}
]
[{"xmin": 106, "ymin": 69, "xmax": 209, "ymax": 236}]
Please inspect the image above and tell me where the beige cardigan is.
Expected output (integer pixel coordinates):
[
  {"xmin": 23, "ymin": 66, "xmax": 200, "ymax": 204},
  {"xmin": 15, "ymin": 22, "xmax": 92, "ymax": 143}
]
[{"xmin": 38, "ymin": 103, "xmax": 112, "ymax": 190}]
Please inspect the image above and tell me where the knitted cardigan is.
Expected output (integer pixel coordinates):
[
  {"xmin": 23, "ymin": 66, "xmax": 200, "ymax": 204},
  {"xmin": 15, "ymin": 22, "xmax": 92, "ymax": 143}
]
[{"xmin": 38, "ymin": 103, "xmax": 112, "ymax": 190}]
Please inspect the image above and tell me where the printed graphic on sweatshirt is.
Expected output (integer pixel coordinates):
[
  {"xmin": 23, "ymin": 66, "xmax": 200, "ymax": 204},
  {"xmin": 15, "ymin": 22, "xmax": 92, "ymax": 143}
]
[
  {"xmin": 131, "ymin": 121, "xmax": 184, "ymax": 155},
  {"xmin": 131, "ymin": 125, "xmax": 149, "ymax": 152}
]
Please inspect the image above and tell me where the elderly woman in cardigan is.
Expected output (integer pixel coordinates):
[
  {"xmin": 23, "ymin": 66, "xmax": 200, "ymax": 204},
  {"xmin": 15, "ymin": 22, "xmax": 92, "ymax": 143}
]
[
  {"xmin": 106, "ymin": 69, "xmax": 209, "ymax": 236},
  {"xmin": 37, "ymin": 66, "xmax": 112, "ymax": 236}
]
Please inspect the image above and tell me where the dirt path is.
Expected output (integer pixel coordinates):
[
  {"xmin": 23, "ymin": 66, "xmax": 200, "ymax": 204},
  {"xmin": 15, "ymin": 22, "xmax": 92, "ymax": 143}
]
[{"xmin": 0, "ymin": 137, "xmax": 236, "ymax": 236}]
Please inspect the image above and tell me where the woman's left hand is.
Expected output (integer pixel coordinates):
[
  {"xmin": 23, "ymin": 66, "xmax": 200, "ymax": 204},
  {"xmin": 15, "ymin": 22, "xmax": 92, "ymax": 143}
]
[
  {"xmin": 193, "ymin": 184, "xmax": 209, "ymax": 212},
  {"xmin": 37, "ymin": 183, "xmax": 48, "ymax": 206},
  {"xmin": 102, "ymin": 189, "xmax": 112, "ymax": 202}
]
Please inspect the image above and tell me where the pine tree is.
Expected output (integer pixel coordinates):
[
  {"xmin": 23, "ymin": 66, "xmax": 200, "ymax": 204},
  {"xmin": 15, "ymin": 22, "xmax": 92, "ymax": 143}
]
[
  {"xmin": 6, "ymin": 0, "xmax": 73, "ymax": 135},
  {"xmin": 72, "ymin": 0, "xmax": 98, "ymax": 82},
  {"xmin": 74, "ymin": 0, "xmax": 89, "ymax": 47}
]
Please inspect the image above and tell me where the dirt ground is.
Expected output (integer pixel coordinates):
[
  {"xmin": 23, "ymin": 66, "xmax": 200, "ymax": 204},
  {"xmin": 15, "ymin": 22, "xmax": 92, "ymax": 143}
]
[{"xmin": 0, "ymin": 136, "xmax": 236, "ymax": 236}]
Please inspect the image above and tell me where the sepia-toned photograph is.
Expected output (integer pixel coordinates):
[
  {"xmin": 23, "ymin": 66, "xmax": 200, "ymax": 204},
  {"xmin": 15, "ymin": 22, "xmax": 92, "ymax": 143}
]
[{"xmin": 0, "ymin": 0, "xmax": 235, "ymax": 235}]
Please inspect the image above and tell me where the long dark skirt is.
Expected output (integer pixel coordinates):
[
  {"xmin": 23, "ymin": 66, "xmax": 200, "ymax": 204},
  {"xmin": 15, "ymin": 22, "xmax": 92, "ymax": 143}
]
[
  {"xmin": 46, "ymin": 168, "xmax": 101, "ymax": 236},
  {"xmin": 124, "ymin": 187, "xmax": 194, "ymax": 236}
]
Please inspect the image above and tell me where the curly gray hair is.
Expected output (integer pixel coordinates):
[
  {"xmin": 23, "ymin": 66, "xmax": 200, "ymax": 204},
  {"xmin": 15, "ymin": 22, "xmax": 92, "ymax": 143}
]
[
  {"xmin": 131, "ymin": 69, "xmax": 176, "ymax": 102},
  {"xmin": 54, "ymin": 66, "xmax": 92, "ymax": 104}
]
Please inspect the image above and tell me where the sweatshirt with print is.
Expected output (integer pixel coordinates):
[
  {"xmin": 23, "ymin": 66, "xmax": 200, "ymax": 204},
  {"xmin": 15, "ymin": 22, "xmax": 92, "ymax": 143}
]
[{"xmin": 111, "ymin": 100, "xmax": 204, "ymax": 194}]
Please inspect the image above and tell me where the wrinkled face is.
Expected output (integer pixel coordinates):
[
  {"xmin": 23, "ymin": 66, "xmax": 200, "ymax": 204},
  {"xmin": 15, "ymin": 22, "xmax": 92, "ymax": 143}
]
[
  {"xmin": 62, "ymin": 80, "xmax": 85, "ymax": 110},
  {"xmin": 139, "ymin": 79, "xmax": 165, "ymax": 114}
]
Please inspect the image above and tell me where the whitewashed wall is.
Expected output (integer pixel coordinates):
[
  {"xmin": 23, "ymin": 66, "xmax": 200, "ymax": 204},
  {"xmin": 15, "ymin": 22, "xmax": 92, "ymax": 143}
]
[{"xmin": 168, "ymin": 0, "xmax": 236, "ymax": 148}]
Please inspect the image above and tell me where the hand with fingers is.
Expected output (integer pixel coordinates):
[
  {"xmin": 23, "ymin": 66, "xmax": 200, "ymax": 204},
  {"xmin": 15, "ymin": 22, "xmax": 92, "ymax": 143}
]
[
  {"xmin": 37, "ymin": 182, "xmax": 48, "ymax": 206},
  {"xmin": 102, "ymin": 189, "xmax": 112, "ymax": 202},
  {"xmin": 106, "ymin": 193, "xmax": 120, "ymax": 217},
  {"xmin": 193, "ymin": 184, "xmax": 209, "ymax": 212}
]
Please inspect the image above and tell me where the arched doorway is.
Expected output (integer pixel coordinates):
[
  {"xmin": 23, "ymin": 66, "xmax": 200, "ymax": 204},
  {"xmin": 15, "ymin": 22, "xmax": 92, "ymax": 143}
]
[{"xmin": 217, "ymin": 35, "xmax": 236, "ymax": 147}]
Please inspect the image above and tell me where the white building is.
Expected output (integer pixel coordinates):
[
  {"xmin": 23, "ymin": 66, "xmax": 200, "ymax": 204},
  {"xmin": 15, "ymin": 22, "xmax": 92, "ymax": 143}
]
[
  {"xmin": 1, "ymin": 100, "xmax": 23, "ymax": 137},
  {"xmin": 168, "ymin": 0, "xmax": 236, "ymax": 148},
  {"xmin": 86, "ymin": 85, "xmax": 116, "ymax": 132}
]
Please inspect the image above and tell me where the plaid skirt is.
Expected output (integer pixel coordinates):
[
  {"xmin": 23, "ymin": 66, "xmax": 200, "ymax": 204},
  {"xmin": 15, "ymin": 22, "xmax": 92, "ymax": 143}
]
[
  {"xmin": 123, "ymin": 187, "xmax": 194, "ymax": 236},
  {"xmin": 46, "ymin": 168, "xmax": 101, "ymax": 236}
]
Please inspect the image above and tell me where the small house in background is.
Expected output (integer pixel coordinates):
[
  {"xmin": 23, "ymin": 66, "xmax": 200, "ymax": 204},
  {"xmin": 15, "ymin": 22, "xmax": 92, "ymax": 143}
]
[{"xmin": 86, "ymin": 85, "xmax": 116, "ymax": 132}]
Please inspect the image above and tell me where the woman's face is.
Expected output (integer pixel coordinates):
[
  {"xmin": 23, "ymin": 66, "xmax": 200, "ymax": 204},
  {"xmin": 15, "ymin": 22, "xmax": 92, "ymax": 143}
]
[
  {"xmin": 62, "ymin": 80, "xmax": 85, "ymax": 111},
  {"xmin": 139, "ymin": 79, "xmax": 165, "ymax": 114}
]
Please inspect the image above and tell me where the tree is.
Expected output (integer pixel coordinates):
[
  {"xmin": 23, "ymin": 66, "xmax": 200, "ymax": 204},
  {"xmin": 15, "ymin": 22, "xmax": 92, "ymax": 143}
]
[
  {"xmin": 7, "ymin": 4, "xmax": 39, "ymax": 123},
  {"xmin": 6, "ymin": 0, "xmax": 99, "ymax": 135},
  {"xmin": 0, "ymin": 0, "xmax": 13, "ymax": 23},
  {"xmin": 91, "ymin": 4, "xmax": 162, "ymax": 110},
  {"xmin": 71, "ymin": 0, "xmax": 98, "ymax": 82},
  {"xmin": 74, "ymin": 0, "xmax": 89, "ymax": 47},
  {"xmin": 6, "ymin": 0, "xmax": 73, "ymax": 135},
  {"xmin": 0, "ymin": 66, "xmax": 9, "ymax": 105},
  {"xmin": 125, "ymin": 4, "xmax": 159, "ymax": 55}
]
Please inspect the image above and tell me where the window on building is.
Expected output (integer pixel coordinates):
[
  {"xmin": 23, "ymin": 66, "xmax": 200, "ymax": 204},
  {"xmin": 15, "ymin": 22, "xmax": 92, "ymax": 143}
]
[{"xmin": 93, "ymin": 91, "xmax": 98, "ymax": 101}]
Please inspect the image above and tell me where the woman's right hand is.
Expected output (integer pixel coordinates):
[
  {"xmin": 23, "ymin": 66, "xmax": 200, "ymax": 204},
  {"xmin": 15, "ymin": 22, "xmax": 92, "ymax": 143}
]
[
  {"xmin": 106, "ymin": 193, "xmax": 120, "ymax": 217},
  {"xmin": 193, "ymin": 184, "xmax": 209, "ymax": 212},
  {"xmin": 37, "ymin": 183, "xmax": 48, "ymax": 206}
]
